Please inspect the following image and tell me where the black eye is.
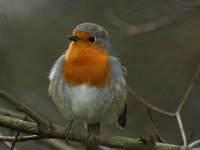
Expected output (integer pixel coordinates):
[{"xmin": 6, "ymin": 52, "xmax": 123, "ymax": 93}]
[{"xmin": 88, "ymin": 36, "xmax": 96, "ymax": 43}]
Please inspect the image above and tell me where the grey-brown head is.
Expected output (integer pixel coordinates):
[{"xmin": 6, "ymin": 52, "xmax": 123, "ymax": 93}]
[
  {"xmin": 74, "ymin": 23, "xmax": 109, "ymax": 39},
  {"xmin": 67, "ymin": 23, "xmax": 113, "ymax": 52}
]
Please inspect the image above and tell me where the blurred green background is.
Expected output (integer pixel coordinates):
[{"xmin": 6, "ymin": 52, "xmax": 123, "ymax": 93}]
[{"xmin": 0, "ymin": 0, "xmax": 200, "ymax": 149}]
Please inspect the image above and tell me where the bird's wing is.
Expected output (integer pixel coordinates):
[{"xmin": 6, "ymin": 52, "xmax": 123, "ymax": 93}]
[
  {"xmin": 110, "ymin": 53, "xmax": 128, "ymax": 129},
  {"xmin": 117, "ymin": 102, "xmax": 127, "ymax": 129}
]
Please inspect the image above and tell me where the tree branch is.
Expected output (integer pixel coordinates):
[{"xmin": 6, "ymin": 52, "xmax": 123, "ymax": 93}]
[
  {"xmin": 147, "ymin": 109, "xmax": 167, "ymax": 143},
  {"xmin": 127, "ymin": 64, "xmax": 200, "ymax": 146},
  {"xmin": 177, "ymin": 65, "xmax": 200, "ymax": 113},
  {"xmin": 0, "ymin": 107, "xmax": 33, "ymax": 122},
  {"xmin": 126, "ymin": 85, "xmax": 175, "ymax": 117},
  {"xmin": 105, "ymin": 8, "xmax": 199, "ymax": 36},
  {"xmin": 10, "ymin": 116, "xmax": 27, "ymax": 150},
  {"xmin": 175, "ymin": 64, "xmax": 200, "ymax": 146},
  {"xmin": 176, "ymin": 112, "xmax": 187, "ymax": 146},
  {"xmin": 0, "ymin": 133, "xmax": 18, "ymax": 150},
  {"xmin": 0, "ymin": 90, "xmax": 49, "ymax": 130},
  {"xmin": 165, "ymin": 0, "xmax": 200, "ymax": 8},
  {"xmin": 0, "ymin": 135, "xmax": 41, "ymax": 142},
  {"xmin": 188, "ymin": 140, "xmax": 200, "ymax": 149},
  {"xmin": 0, "ymin": 114, "xmax": 198, "ymax": 150}
]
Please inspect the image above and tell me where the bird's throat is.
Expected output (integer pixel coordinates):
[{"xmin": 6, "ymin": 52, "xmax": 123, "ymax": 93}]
[{"xmin": 62, "ymin": 42, "xmax": 110, "ymax": 87}]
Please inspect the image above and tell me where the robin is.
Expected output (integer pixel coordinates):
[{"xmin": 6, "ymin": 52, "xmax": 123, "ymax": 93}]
[{"xmin": 48, "ymin": 23, "xmax": 127, "ymax": 150}]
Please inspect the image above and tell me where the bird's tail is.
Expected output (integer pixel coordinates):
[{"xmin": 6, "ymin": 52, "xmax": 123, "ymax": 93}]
[{"xmin": 86, "ymin": 122, "xmax": 100, "ymax": 150}]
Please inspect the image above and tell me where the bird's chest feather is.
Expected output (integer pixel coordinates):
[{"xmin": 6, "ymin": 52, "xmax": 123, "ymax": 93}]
[
  {"xmin": 66, "ymin": 84, "xmax": 109, "ymax": 121},
  {"xmin": 62, "ymin": 42, "xmax": 110, "ymax": 87}
]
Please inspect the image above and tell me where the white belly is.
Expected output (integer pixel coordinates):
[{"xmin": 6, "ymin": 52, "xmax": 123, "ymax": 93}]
[{"xmin": 66, "ymin": 84, "xmax": 111, "ymax": 123}]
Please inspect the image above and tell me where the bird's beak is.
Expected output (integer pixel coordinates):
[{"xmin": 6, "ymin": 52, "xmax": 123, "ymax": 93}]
[{"xmin": 67, "ymin": 35, "xmax": 79, "ymax": 41}]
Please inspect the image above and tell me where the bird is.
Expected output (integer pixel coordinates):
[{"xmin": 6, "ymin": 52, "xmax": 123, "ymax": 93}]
[{"xmin": 48, "ymin": 23, "xmax": 127, "ymax": 150}]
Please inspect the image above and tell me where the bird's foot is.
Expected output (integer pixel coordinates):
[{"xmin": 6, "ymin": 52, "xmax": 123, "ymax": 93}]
[
  {"xmin": 48, "ymin": 121, "xmax": 55, "ymax": 131},
  {"xmin": 87, "ymin": 130, "xmax": 100, "ymax": 145},
  {"xmin": 139, "ymin": 136, "xmax": 155, "ymax": 145},
  {"xmin": 65, "ymin": 120, "xmax": 74, "ymax": 143}
]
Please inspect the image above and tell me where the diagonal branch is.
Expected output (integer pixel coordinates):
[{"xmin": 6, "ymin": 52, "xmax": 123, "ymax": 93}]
[
  {"xmin": 165, "ymin": 0, "xmax": 200, "ymax": 8},
  {"xmin": 177, "ymin": 65, "xmax": 200, "ymax": 113},
  {"xmin": 0, "ymin": 90, "xmax": 49, "ymax": 129},
  {"xmin": 105, "ymin": 8, "xmax": 199, "ymax": 36},
  {"xmin": 188, "ymin": 140, "xmax": 200, "ymax": 149},
  {"xmin": 0, "ymin": 107, "xmax": 33, "ymax": 122},
  {"xmin": 147, "ymin": 109, "xmax": 167, "ymax": 143},
  {"xmin": 175, "ymin": 64, "xmax": 200, "ymax": 146},
  {"xmin": 10, "ymin": 128, "xmax": 21, "ymax": 150},
  {"xmin": 176, "ymin": 112, "xmax": 187, "ymax": 146},
  {"xmin": 127, "ymin": 64, "xmax": 200, "ymax": 147},
  {"xmin": 0, "ymin": 133, "xmax": 18, "ymax": 150},
  {"xmin": 10, "ymin": 116, "xmax": 27, "ymax": 150},
  {"xmin": 126, "ymin": 85, "xmax": 175, "ymax": 117}
]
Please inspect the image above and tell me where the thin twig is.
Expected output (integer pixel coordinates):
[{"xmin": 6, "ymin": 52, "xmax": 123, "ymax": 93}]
[
  {"xmin": 147, "ymin": 109, "xmax": 167, "ymax": 143},
  {"xmin": 188, "ymin": 140, "xmax": 200, "ymax": 149},
  {"xmin": 128, "ymin": 64, "xmax": 200, "ymax": 147},
  {"xmin": 188, "ymin": 130, "xmax": 197, "ymax": 143},
  {"xmin": 176, "ymin": 113, "xmax": 187, "ymax": 146},
  {"xmin": 0, "ymin": 133, "xmax": 18, "ymax": 150},
  {"xmin": 127, "ymin": 84, "xmax": 189, "ymax": 146},
  {"xmin": 105, "ymin": 8, "xmax": 199, "ymax": 36},
  {"xmin": 126, "ymin": 85, "xmax": 175, "ymax": 117},
  {"xmin": 177, "ymin": 65, "xmax": 200, "ymax": 113},
  {"xmin": 0, "ymin": 141, "xmax": 18, "ymax": 150},
  {"xmin": 0, "ymin": 107, "xmax": 33, "ymax": 122},
  {"xmin": 0, "ymin": 135, "xmax": 41, "ymax": 142},
  {"xmin": 10, "ymin": 116, "xmax": 27, "ymax": 150},
  {"xmin": 10, "ymin": 129, "xmax": 20, "ymax": 150},
  {"xmin": 175, "ymin": 65, "xmax": 200, "ymax": 146},
  {"xmin": 165, "ymin": 0, "xmax": 200, "ymax": 8}
]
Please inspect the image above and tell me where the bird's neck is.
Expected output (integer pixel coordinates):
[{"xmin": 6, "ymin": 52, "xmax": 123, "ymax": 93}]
[{"xmin": 62, "ymin": 42, "xmax": 111, "ymax": 87}]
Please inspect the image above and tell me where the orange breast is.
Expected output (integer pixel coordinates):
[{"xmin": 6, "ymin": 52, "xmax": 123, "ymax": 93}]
[{"xmin": 62, "ymin": 40, "xmax": 110, "ymax": 87}]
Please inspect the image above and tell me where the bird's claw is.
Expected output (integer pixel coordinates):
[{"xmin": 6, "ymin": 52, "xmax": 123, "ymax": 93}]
[
  {"xmin": 139, "ymin": 136, "xmax": 155, "ymax": 145},
  {"xmin": 65, "ymin": 120, "xmax": 74, "ymax": 143},
  {"xmin": 48, "ymin": 121, "xmax": 55, "ymax": 131},
  {"xmin": 87, "ymin": 131, "xmax": 100, "ymax": 145}
]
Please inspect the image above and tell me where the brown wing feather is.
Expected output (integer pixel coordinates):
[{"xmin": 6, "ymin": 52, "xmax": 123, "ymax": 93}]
[{"xmin": 117, "ymin": 102, "xmax": 127, "ymax": 129}]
